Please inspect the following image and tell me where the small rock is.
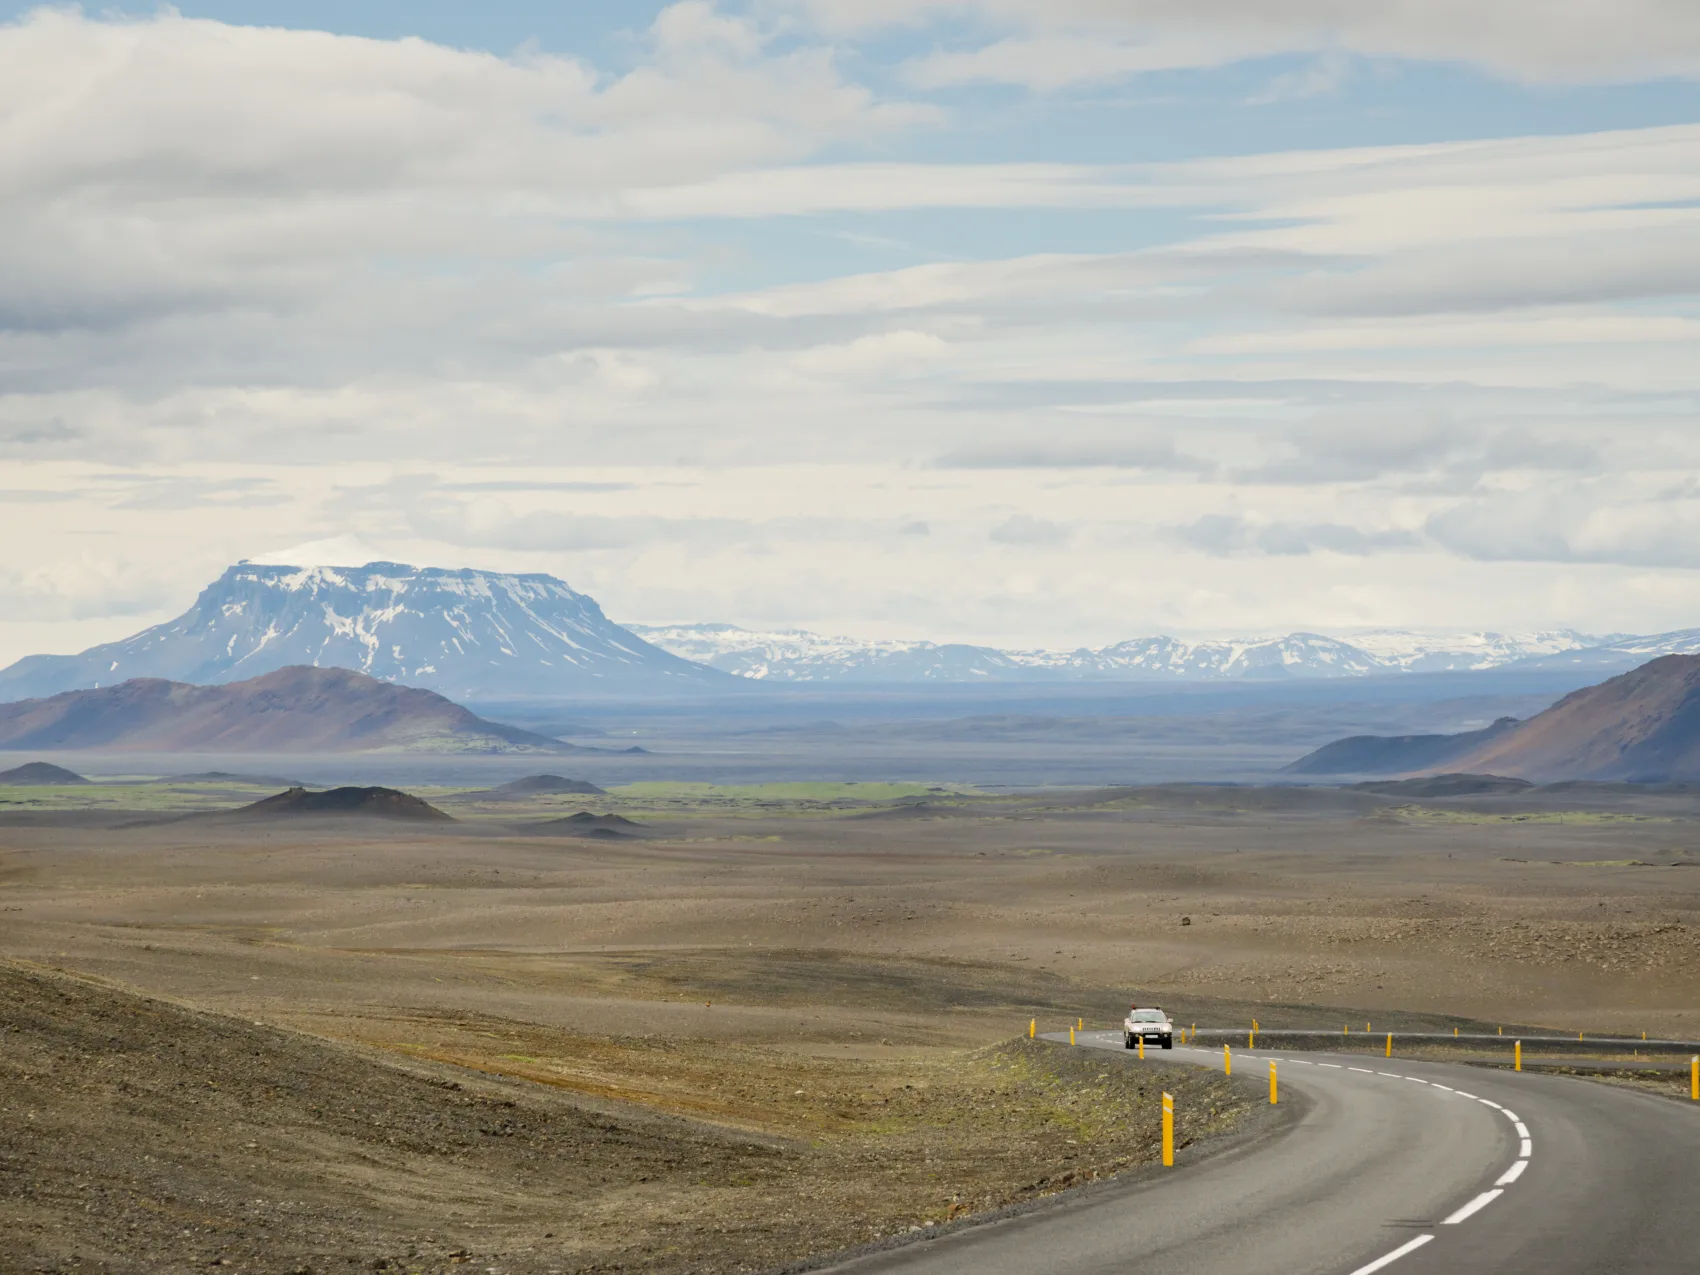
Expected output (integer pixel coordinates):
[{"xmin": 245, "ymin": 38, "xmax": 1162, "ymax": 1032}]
[{"xmin": 1180, "ymin": 916, "xmax": 1192, "ymax": 926}]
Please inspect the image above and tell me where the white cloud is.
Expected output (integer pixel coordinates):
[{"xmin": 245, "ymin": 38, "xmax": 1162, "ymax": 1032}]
[
  {"xmin": 0, "ymin": 552, "xmax": 173, "ymax": 621},
  {"xmin": 1427, "ymin": 483, "xmax": 1700, "ymax": 569},
  {"xmin": 789, "ymin": 0, "xmax": 1700, "ymax": 88}
]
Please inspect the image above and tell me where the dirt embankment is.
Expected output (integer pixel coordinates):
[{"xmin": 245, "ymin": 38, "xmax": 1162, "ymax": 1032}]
[{"xmin": 0, "ymin": 963, "xmax": 1254, "ymax": 1275}]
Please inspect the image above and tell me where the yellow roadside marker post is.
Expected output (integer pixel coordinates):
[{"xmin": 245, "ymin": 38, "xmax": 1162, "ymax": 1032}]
[
  {"xmin": 1029, "ymin": 1019, "xmax": 1035, "ymax": 1039},
  {"xmin": 1454, "ymin": 1027, "xmax": 1459, "ymax": 1037},
  {"xmin": 1691, "ymin": 1056, "xmax": 1697, "ymax": 1101},
  {"xmin": 1366, "ymin": 1022, "xmax": 1371, "ymax": 1032},
  {"xmin": 1249, "ymin": 1030, "xmax": 1255, "ymax": 1049},
  {"xmin": 1269, "ymin": 1060, "xmax": 1278, "ymax": 1105},
  {"xmin": 1078, "ymin": 1017, "xmax": 1084, "ymax": 1032},
  {"xmin": 1515, "ymin": 1040, "xmax": 1522, "ymax": 1072},
  {"xmin": 1344, "ymin": 1025, "xmax": 1349, "ymax": 1037},
  {"xmin": 1386, "ymin": 1033, "xmax": 1392, "ymax": 1059},
  {"xmin": 1224, "ymin": 1044, "xmax": 1232, "ymax": 1075},
  {"xmin": 1162, "ymin": 1092, "xmax": 1174, "ymax": 1166},
  {"xmin": 1498, "ymin": 1026, "xmax": 1503, "ymax": 1035},
  {"xmin": 1070, "ymin": 1026, "xmax": 1076, "ymax": 1045},
  {"xmin": 1138, "ymin": 1034, "xmax": 1145, "ymax": 1059}
]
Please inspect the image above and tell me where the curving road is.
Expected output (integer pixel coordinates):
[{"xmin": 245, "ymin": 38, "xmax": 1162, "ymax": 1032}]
[{"xmin": 821, "ymin": 1032, "xmax": 1700, "ymax": 1275}]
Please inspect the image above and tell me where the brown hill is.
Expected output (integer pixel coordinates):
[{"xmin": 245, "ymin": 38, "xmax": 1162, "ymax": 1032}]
[
  {"xmin": 471, "ymin": 774, "xmax": 607, "ymax": 799},
  {"xmin": 1285, "ymin": 717, "xmax": 1520, "ymax": 775},
  {"xmin": 533, "ymin": 811, "xmax": 646, "ymax": 838},
  {"xmin": 1450, "ymin": 654, "xmax": 1700, "ymax": 781},
  {"xmin": 1349, "ymin": 773, "xmax": 1536, "ymax": 798},
  {"xmin": 0, "ymin": 666, "xmax": 572, "ymax": 754},
  {"xmin": 233, "ymin": 786, "xmax": 452, "ymax": 821},
  {"xmin": 0, "ymin": 761, "xmax": 89, "ymax": 785}
]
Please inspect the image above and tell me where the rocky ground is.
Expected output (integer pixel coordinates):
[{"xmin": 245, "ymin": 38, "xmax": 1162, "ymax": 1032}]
[{"xmin": 0, "ymin": 964, "xmax": 1256, "ymax": 1275}]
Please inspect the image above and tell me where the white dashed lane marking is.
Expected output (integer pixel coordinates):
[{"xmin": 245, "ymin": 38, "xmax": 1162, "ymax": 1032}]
[
  {"xmin": 1497, "ymin": 1159, "xmax": 1529, "ymax": 1186},
  {"xmin": 1344, "ymin": 1234, "xmax": 1434, "ymax": 1275},
  {"xmin": 1090, "ymin": 1032, "xmax": 1535, "ymax": 1274},
  {"xmin": 1443, "ymin": 1188, "xmax": 1505, "ymax": 1225},
  {"xmin": 1303, "ymin": 1057, "xmax": 1533, "ymax": 1272}
]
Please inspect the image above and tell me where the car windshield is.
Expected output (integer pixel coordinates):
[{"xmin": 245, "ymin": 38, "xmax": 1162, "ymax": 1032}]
[{"xmin": 1129, "ymin": 1010, "xmax": 1165, "ymax": 1023}]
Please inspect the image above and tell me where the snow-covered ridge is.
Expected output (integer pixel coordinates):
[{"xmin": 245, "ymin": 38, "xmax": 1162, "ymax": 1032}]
[
  {"xmin": 0, "ymin": 561, "xmax": 722, "ymax": 701},
  {"xmin": 625, "ymin": 623, "xmax": 1623, "ymax": 683}
]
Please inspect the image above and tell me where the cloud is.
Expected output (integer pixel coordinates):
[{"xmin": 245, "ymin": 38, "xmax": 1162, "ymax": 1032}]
[
  {"xmin": 1167, "ymin": 512, "xmax": 1420, "ymax": 557},
  {"xmin": 989, "ymin": 513, "xmax": 1069, "ymax": 545},
  {"xmin": 0, "ymin": 5, "xmax": 928, "ymax": 353},
  {"xmin": 1246, "ymin": 51, "xmax": 1353, "ymax": 105},
  {"xmin": 0, "ymin": 554, "xmax": 175, "ymax": 621},
  {"xmin": 934, "ymin": 429, "xmax": 1208, "ymax": 471},
  {"xmin": 1426, "ymin": 485, "xmax": 1700, "ymax": 569},
  {"xmin": 789, "ymin": 0, "xmax": 1700, "ymax": 88}
]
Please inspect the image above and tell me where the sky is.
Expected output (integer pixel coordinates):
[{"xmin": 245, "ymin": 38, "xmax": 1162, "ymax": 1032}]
[{"xmin": 3, "ymin": 1, "xmax": 1700, "ymax": 663}]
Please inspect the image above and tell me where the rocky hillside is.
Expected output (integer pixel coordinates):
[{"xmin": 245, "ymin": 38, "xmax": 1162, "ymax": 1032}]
[
  {"xmin": 1290, "ymin": 654, "xmax": 1700, "ymax": 782},
  {"xmin": 0, "ymin": 560, "xmax": 725, "ymax": 701},
  {"xmin": 0, "ymin": 666, "xmax": 575, "ymax": 754},
  {"xmin": 1450, "ymin": 654, "xmax": 1700, "ymax": 781}
]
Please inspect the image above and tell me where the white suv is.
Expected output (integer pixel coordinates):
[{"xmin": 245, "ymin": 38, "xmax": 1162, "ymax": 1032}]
[{"xmin": 1124, "ymin": 1006, "xmax": 1174, "ymax": 1050}]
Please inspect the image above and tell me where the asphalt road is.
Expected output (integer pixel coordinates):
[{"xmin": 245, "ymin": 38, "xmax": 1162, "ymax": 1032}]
[{"xmin": 822, "ymin": 1032, "xmax": 1700, "ymax": 1275}]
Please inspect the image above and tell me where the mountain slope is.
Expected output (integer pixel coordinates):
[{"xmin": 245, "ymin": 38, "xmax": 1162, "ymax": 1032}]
[
  {"xmin": 1449, "ymin": 654, "xmax": 1700, "ymax": 781},
  {"xmin": 1284, "ymin": 716, "xmax": 1522, "ymax": 775},
  {"xmin": 0, "ymin": 666, "xmax": 575, "ymax": 754},
  {"xmin": 0, "ymin": 561, "xmax": 725, "ymax": 701},
  {"xmin": 630, "ymin": 624, "xmax": 1610, "ymax": 683}
]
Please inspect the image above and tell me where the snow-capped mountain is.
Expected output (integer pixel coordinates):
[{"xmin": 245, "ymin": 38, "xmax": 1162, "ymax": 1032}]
[
  {"xmin": 627, "ymin": 624, "xmax": 1616, "ymax": 683},
  {"xmin": 0, "ymin": 561, "xmax": 724, "ymax": 702},
  {"xmin": 1342, "ymin": 629, "xmax": 1621, "ymax": 672},
  {"xmin": 1502, "ymin": 627, "xmax": 1700, "ymax": 672},
  {"xmin": 623, "ymin": 624, "xmax": 1032, "ymax": 681}
]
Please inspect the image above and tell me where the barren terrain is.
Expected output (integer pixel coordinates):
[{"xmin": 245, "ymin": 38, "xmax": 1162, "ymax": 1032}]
[{"xmin": 4, "ymin": 778, "xmax": 1700, "ymax": 1271}]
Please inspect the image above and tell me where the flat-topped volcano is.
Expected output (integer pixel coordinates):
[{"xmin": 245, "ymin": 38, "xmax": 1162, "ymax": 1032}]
[{"xmin": 0, "ymin": 559, "xmax": 726, "ymax": 701}]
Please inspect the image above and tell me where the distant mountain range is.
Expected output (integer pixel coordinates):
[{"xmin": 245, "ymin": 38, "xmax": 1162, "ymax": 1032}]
[
  {"xmin": 0, "ymin": 561, "xmax": 721, "ymax": 702},
  {"xmin": 628, "ymin": 623, "xmax": 1647, "ymax": 683},
  {"xmin": 0, "ymin": 666, "xmax": 576, "ymax": 754},
  {"xmin": 3, "ymin": 555, "xmax": 1699, "ymax": 701},
  {"xmin": 1289, "ymin": 653, "xmax": 1700, "ymax": 782}
]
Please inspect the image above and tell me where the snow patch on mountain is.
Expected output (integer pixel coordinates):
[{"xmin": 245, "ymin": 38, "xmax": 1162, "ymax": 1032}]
[{"xmin": 0, "ymin": 562, "xmax": 723, "ymax": 701}]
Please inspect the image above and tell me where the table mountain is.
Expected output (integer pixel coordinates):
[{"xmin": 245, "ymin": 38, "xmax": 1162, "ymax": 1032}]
[{"xmin": 0, "ymin": 560, "xmax": 724, "ymax": 702}]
